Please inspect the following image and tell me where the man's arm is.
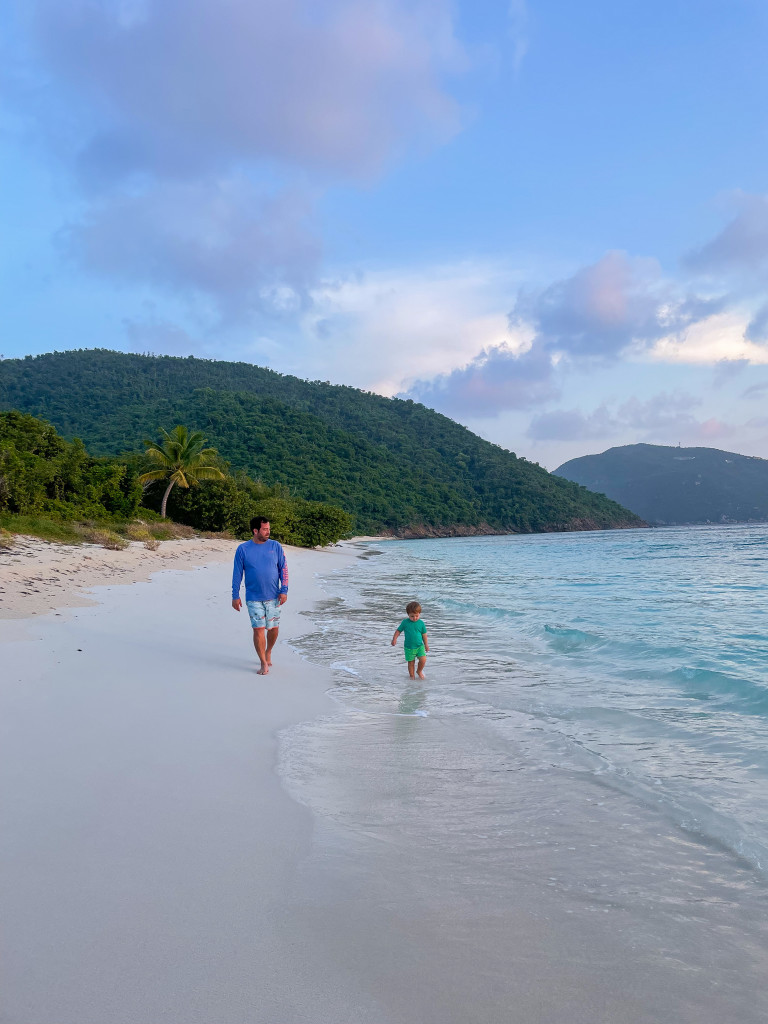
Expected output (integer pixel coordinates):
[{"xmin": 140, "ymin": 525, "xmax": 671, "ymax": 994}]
[
  {"xmin": 277, "ymin": 545, "xmax": 289, "ymax": 605},
  {"xmin": 232, "ymin": 546, "xmax": 244, "ymax": 611}
]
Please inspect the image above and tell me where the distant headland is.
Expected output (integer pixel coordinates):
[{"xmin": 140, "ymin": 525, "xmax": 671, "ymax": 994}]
[{"xmin": 555, "ymin": 443, "xmax": 768, "ymax": 526}]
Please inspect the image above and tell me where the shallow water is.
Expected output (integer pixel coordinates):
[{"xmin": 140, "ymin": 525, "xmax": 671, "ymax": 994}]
[
  {"xmin": 290, "ymin": 525, "xmax": 768, "ymax": 874},
  {"xmin": 279, "ymin": 525, "xmax": 768, "ymax": 1017}
]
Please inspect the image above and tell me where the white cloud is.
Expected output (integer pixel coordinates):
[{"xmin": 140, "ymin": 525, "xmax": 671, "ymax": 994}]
[
  {"xmin": 648, "ymin": 311, "xmax": 768, "ymax": 366},
  {"xmin": 293, "ymin": 260, "xmax": 528, "ymax": 394}
]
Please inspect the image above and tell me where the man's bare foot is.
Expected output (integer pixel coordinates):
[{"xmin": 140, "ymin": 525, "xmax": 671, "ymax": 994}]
[{"xmin": 257, "ymin": 663, "xmax": 270, "ymax": 675}]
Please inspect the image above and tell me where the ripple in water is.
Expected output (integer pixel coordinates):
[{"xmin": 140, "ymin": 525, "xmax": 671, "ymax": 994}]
[{"xmin": 291, "ymin": 524, "xmax": 768, "ymax": 876}]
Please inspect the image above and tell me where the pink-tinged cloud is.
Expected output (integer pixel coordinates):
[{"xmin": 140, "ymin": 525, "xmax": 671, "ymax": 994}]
[
  {"xmin": 404, "ymin": 251, "xmax": 721, "ymax": 419},
  {"xmin": 511, "ymin": 250, "xmax": 720, "ymax": 360},
  {"xmin": 404, "ymin": 343, "xmax": 558, "ymax": 418}
]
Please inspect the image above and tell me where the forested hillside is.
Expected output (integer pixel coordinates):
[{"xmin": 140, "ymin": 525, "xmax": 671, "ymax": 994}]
[
  {"xmin": 0, "ymin": 350, "xmax": 643, "ymax": 535},
  {"xmin": 555, "ymin": 443, "xmax": 768, "ymax": 525}
]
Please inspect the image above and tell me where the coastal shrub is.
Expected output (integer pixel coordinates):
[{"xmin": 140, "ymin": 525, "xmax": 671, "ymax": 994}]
[
  {"xmin": 101, "ymin": 531, "xmax": 129, "ymax": 550},
  {"xmin": 232, "ymin": 497, "xmax": 299, "ymax": 543},
  {"xmin": 123, "ymin": 524, "xmax": 162, "ymax": 550},
  {"xmin": 288, "ymin": 500, "xmax": 353, "ymax": 547},
  {"xmin": 152, "ymin": 472, "xmax": 287, "ymax": 533},
  {"xmin": 0, "ymin": 411, "xmax": 142, "ymax": 520},
  {"xmin": 77, "ymin": 526, "xmax": 128, "ymax": 549},
  {"xmin": 0, "ymin": 528, "xmax": 14, "ymax": 549},
  {"xmin": 135, "ymin": 506, "xmax": 164, "ymax": 521},
  {"xmin": 0, "ymin": 513, "xmax": 83, "ymax": 544},
  {"xmin": 150, "ymin": 469, "xmax": 351, "ymax": 546},
  {"xmin": 147, "ymin": 521, "xmax": 195, "ymax": 541},
  {"xmin": 230, "ymin": 496, "xmax": 352, "ymax": 547},
  {"xmin": 124, "ymin": 523, "xmax": 151, "ymax": 542}
]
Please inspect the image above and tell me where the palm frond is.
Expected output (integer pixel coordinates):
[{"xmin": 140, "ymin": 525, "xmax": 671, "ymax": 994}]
[
  {"xmin": 140, "ymin": 425, "xmax": 225, "ymax": 513},
  {"xmin": 138, "ymin": 468, "xmax": 170, "ymax": 484}
]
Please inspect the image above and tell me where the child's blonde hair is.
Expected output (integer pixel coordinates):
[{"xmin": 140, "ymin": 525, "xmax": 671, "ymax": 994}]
[{"xmin": 405, "ymin": 601, "xmax": 421, "ymax": 615}]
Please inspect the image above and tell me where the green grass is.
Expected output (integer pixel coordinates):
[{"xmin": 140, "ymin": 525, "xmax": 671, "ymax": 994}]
[
  {"xmin": 0, "ymin": 512, "xmax": 206, "ymax": 546},
  {"xmin": 0, "ymin": 513, "xmax": 85, "ymax": 544}
]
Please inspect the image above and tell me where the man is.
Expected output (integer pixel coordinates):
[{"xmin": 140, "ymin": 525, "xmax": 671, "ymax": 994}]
[{"xmin": 232, "ymin": 517, "xmax": 289, "ymax": 675}]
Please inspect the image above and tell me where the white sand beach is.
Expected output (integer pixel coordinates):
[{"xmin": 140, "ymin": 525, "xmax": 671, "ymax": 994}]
[
  {"xmin": 2, "ymin": 536, "xmax": 767, "ymax": 1023},
  {"xmin": 0, "ymin": 537, "xmax": 367, "ymax": 1023},
  {"xmin": 0, "ymin": 535, "xmax": 239, "ymax": 620}
]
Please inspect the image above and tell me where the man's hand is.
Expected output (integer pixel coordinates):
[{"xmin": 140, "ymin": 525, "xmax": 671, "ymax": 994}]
[
  {"xmin": 278, "ymin": 593, "xmax": 288, "ymax": 606},
  {"xmin": 232, "ymin": 598, "xmax": 242, "ymax": 612}
]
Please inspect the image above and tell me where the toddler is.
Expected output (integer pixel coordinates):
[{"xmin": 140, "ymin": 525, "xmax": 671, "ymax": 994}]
[{"xmin": 391, "ymin": 601, "xmax": 429, "ymax": 679}]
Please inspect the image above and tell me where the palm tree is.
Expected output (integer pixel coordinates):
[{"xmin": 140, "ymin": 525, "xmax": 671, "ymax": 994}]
[{"xmin": 139, "ymin": 425, "xmax": 225, "ymax": 518}]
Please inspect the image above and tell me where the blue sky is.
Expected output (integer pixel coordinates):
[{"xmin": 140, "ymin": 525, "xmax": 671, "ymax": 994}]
[{"xmin": 2, "ymin": 0, "xmax": 768, "ymax": 468}]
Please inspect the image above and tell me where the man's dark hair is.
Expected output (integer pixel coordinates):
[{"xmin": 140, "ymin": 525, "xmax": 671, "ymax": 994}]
[{"xmin": 250, "ymin": 516, "xmax": 270, "ymax": 532}]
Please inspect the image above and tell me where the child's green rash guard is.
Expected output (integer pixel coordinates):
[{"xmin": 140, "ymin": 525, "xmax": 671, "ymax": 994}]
[{"xmin": 398, "ymin": 618, "xmax": 427, "ymax": 648}]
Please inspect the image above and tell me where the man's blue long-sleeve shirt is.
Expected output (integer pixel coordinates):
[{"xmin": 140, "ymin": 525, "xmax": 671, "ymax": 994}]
[{"xmin": 232, "ymin": 540, "xmax": 289, "ymax": 602}]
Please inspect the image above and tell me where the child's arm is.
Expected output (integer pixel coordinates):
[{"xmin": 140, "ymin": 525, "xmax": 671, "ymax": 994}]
[
  {"xmin": 422, "ymin": 631, "xmax": 429, "ymax": 653},
  {"xmin": 391, "ymin": 628, "xmax": 401, "ymax": 647}
]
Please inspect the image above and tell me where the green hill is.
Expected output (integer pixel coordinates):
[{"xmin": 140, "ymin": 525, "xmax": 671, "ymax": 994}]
[
  {"xmin": 0, "ymin": 349, "xmax": 643, "ymax": 535},
  {"xmin": 554, "ymin": 443, "xmax": 768, "ymax": 525}
]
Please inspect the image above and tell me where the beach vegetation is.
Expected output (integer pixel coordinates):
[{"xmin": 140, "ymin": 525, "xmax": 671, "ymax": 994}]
[
  {"xmin": 0, "ymin": 410, "xmax": 143, "ymax": 521},
  {"xmin": 0, "ymin": 410, "xmax": 351, "ymax": 547},
  {"xmin": 0, "ymin": 513, "xmax": 85, "ymax": 544},
  {"xmin": 76, "ymin": 526, "xmax": 129, "ymax": 550},
  {"xmin": 143, "ymin": 470, "xmax": 352, "ymax": 545},
  {"xmin": 138, "ymin": 424, "xmax": 226, "ymax": 517},
  {"xmin": 124, "ymin": 523, "xmax": 152, "ymax": 542}
]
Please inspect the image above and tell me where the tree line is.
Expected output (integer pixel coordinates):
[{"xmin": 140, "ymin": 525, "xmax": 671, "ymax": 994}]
[{"xmin": 0, "ymin": 411, "xmax": 353, "ymax": 547}]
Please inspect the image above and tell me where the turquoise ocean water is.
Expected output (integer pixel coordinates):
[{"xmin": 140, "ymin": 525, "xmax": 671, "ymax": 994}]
[
  {"xmin": 288, "ymin": 525, "xmax": 768, "ymax": 877},
  {"xmin": 277, "ymin": 524, "xmax": 768, "ymax": 1015}
]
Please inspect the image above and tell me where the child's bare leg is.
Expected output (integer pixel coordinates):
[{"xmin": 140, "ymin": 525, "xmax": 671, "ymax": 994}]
[
  {"xmin": 407, "ymin": 659, "xmax": 416, "ymax": 679},
  {"xmin": 417, "ymin": 655, "xmax": 427, "ymax": 679}
]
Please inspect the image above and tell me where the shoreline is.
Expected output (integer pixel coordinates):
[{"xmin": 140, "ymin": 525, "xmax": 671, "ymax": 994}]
[
  {"xmin": 3, "ymin": 534, "xmax": 767, "ymax": 1022},
  {"xmin": 281, "ymin": 535, "xmax": 768, "ymax": 1023}
]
